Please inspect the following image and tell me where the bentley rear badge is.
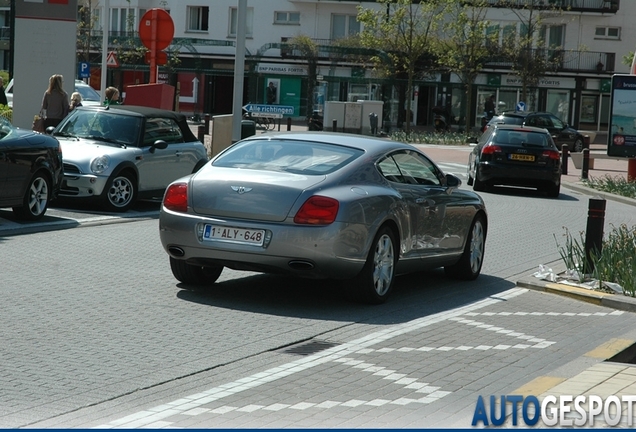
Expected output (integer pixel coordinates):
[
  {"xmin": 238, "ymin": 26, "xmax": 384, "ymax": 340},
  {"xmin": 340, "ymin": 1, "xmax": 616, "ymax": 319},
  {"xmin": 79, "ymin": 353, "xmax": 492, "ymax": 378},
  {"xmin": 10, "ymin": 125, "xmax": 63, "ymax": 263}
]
[{"xmin": 231, "ymin": 186, "xmax": 253, "ymax": 194}]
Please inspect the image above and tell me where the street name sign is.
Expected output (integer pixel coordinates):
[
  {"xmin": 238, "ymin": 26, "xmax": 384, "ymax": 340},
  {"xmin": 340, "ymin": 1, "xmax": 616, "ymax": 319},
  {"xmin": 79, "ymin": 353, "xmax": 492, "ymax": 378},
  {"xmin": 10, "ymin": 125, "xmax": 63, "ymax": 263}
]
[
  {"xmin": 243, "ymin": 104, "xmax": 294, "ymax": 116},
  {"xmin": 249, "ymin": 112, "xmax": 283, "ymax": 119}
]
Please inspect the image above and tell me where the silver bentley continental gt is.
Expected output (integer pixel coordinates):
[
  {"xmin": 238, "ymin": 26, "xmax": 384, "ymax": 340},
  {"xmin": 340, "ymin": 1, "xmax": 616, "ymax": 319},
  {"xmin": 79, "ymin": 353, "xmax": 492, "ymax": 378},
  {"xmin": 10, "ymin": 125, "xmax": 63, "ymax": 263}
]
[{"xmin": 159, "ymin": 132, "xmax": 487, "ymax": 304}]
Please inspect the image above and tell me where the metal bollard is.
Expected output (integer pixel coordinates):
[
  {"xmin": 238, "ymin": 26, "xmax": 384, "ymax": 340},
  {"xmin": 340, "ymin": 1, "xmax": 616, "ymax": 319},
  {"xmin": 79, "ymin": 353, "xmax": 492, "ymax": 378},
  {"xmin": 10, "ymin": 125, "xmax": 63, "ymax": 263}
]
[
  {"xmin": 561, "ymin": 144, "xmax": 568, "ymax": 175},
  {"xmin": 584, "ymin": 197, "xmax": 606, "ymax": 274},
  {"xmin": 204, "ymin": 114, "xmax": 210, "ymax": 134},
  {"xmin": 369, "ymin": 112, "xmax": 378, "ymax": 136},
  {"xmin": 197, "ymin": 125, "xmax": 205, "ymax": 143},
  {"xmin": 277, "ymin": 118, "xmax": 281, "ymax": 132},
  {"xmin": 581, "ymin": 148, "xmax": 589, "ymax": 180},
  {"xmin": 286, "ymin": 117, "xmax": 292, "ymax": 131},
  {"xmin": 332, "ymin": 120, "xmax": 337, "ymax": 132}
]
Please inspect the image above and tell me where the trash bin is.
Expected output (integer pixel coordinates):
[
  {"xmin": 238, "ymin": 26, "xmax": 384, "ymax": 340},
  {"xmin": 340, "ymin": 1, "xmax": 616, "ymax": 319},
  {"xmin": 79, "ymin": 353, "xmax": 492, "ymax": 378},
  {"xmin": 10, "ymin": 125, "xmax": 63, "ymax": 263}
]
[
  {"xmin": 369, "ymin": 112, "xmax": 378, "ymax": 135},
  {"xmin": 241, "ymin": 120, "xmax": 256, "ymax": 139}
]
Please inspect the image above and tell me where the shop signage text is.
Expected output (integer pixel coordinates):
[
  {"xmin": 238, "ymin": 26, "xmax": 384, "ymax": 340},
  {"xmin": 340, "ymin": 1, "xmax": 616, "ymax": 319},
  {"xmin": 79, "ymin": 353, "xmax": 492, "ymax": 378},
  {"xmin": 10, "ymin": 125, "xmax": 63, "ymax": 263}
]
[
  {"xmin": 502, "ymin": 75, "xmax": 575, "ymax": 89},
  {"xmin": 257, "ymin": 63, "xmax": 307, "ymax": 75}
]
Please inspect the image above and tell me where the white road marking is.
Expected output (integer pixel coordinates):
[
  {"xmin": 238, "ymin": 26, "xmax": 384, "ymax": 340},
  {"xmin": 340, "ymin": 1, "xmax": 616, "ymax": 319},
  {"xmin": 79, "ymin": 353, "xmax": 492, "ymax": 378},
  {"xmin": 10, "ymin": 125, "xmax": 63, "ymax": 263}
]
[
  {"xmin": 96, "ymin": 288, "xmax": 526, "ymax": 428},
  {"xmin": 95, "ymin": 292, "xmax": 626, "ymax": 428}
]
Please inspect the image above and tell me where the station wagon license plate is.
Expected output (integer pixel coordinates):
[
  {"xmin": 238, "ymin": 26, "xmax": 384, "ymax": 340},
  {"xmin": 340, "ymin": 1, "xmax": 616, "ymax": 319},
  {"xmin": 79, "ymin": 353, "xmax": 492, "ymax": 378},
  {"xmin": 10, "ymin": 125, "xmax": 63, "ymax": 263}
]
[
  {"xmin": 509, "ymin": 153, "xmax": 535, "ymax": 162},
  {"xmin": 203, "ymin": 225, "xmax": 265, "ymax": 246}
]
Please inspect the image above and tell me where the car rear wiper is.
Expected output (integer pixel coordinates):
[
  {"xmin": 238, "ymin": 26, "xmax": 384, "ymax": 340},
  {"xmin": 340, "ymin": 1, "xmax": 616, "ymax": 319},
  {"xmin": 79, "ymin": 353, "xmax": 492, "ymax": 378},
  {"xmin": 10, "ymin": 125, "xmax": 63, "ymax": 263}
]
[{"xmin": 521, "ymin": 142, "xmax": 545, "ymax": 148}]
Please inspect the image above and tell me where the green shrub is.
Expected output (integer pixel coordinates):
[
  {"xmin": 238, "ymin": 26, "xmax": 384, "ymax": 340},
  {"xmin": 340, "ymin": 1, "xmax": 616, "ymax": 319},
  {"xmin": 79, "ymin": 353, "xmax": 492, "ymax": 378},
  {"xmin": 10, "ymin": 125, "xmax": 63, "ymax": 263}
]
[
  {"xmin": 583, "ymin": 175, "xmax": 636, "ymax": 199},
  {"xmin": 555, "ymin": 224, "xmax": 636, "ymax": 296},
  {"xmin": 389, "ymin": 130, "xmax": 477, "ymax": 146},
  {"xmin": 0, "ymin": 104, "xmax": 12, "ymax": 123}
]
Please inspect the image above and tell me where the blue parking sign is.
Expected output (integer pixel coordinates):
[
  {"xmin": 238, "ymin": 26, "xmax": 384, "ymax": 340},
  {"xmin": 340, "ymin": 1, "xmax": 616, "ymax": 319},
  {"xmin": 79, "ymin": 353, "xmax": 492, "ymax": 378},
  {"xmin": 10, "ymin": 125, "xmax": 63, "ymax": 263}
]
[{"xmin": 78, "ymin": 62, "xmax": 90, "ymax": 79}]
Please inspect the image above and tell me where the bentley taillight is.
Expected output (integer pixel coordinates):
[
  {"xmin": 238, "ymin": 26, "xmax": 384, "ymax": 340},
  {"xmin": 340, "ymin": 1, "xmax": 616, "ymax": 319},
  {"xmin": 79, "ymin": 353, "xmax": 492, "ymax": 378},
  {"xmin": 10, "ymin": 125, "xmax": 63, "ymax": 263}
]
[
  {"xmin": 294, "ymin": 196, "xmax": 339, "ymax": 225},
  {"xmin": 164, "ymin": 183, "xmax": 188, "ymax": 213}
]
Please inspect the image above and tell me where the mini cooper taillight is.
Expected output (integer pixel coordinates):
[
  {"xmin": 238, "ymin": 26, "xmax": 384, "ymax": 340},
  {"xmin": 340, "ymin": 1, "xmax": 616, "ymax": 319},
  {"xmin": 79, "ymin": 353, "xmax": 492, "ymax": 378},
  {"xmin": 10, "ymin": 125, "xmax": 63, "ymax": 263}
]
[
  {"xmin": 294, "ymin": 196, "xmax": 339, "ymax": 225},
  {"xmin": 164, "ymin": 183, "xmax": 188, "ymax": 213}
]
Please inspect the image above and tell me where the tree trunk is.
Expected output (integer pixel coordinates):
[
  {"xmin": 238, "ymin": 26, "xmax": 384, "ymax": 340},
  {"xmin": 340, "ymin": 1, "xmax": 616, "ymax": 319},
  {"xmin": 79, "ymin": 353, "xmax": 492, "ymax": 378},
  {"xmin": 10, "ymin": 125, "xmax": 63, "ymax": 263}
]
[{"xmin": 405, "ymin": 68, "xmax": 414, "ymax": 133}]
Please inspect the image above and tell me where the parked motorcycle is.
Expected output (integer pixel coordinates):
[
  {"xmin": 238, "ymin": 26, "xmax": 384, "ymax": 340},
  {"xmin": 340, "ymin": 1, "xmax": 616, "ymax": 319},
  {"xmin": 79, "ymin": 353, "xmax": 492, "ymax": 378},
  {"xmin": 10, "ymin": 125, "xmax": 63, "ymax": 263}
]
[
  {"xmin": 308, "ymin": 110, "xmax": 323, "ymax": 131},
  {"xmin": 480, "ymin": 114, "xmax": 490, "ymax": 133},
  {"xmin": 432, "ymin": 106, "xmax": 451, "ymax": 132}
]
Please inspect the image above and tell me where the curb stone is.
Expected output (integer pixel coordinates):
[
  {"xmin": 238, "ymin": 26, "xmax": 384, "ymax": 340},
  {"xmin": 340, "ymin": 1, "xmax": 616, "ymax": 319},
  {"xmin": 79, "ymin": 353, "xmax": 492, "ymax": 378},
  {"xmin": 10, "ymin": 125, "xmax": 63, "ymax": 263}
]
[
  {"xmin": 562, "ymin": 181, "xmax": 636, "ymax": 207},
  {"xmin": 516, "ymin": 275, "xmax": 636, "ymax": 313},
  {"xmin": 516, "ymin": 175, "xmax": 636, "ymax": 312}
]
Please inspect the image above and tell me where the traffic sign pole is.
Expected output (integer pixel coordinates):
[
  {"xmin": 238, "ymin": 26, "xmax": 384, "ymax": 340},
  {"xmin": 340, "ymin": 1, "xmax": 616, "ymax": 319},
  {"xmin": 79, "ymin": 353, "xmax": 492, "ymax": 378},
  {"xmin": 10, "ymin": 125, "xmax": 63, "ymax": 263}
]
[
  {"xmin": 139, "ymin": 8, "xmax": 174, "ymax": 85},
  {"xmin": 629, "ymin": 159, "xmax": 636, "ymax": 182},
  {"xmin": 149, "ymin": 9, "xmax": 157, "ymax": 83}
]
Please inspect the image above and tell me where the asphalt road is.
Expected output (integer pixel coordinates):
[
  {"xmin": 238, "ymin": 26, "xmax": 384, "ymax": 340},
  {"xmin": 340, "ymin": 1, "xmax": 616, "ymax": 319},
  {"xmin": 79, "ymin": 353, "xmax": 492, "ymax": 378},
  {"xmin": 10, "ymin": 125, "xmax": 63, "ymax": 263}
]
[{"xmin": 1, "ymin": 158, "xmax": 636, "ymax": 428}]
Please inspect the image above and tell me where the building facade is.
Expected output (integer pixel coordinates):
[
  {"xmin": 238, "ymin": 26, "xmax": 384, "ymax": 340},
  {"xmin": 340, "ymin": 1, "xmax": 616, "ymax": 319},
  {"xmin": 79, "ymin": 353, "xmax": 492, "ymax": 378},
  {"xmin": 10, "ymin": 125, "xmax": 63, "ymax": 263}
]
[{"xmin": 74, "ymin": 0, "xmax": 627, "ymax": 132}]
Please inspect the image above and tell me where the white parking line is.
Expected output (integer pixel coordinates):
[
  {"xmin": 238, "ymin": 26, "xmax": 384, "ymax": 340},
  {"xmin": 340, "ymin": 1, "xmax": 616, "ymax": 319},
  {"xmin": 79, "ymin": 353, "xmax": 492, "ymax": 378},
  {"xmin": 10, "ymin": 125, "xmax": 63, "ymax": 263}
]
[{"xmin": 95, "ymin": 288, "xmax": 527, "ymax": 428}]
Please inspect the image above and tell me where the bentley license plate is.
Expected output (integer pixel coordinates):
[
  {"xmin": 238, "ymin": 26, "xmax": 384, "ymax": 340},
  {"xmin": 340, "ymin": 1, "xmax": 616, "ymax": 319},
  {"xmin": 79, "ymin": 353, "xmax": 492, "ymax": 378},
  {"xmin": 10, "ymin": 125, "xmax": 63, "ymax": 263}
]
[
  {"xmin": 203, "ymin": 225, "xmax": 265, "ymax": 246},
  {"xmin": 510, "ymin": 153, "xmax": 535, "ymax": 162}
]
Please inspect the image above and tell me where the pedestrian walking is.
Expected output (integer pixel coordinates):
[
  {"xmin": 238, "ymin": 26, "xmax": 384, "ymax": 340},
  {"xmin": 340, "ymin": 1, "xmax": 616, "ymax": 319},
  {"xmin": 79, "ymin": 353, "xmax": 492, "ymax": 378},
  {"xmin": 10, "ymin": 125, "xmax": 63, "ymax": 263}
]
[{"xmin": 41, "ymin": 74, "xmax": 69, "ymax": 129}]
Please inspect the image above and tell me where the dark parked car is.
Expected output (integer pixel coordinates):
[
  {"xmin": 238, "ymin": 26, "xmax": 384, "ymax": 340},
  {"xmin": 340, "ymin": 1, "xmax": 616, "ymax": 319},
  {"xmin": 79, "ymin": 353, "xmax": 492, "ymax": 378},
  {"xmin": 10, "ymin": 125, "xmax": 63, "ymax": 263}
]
[
  {"xmin": 0, "ymin": 115, "xmax": 63, "ymax": 220},
  {"xmin": 468, "ymin": 124, "xmax": 562, "ymax": 198},
  {"xmin": 52, "ymin": 106, "xmax": 209, "ymax": 212},
  {"xmin": 160, "ymin": 132, "xmax": 488, "ymax": 304},
  {"xmin": 484, "ymin": 111, "xmax": 586, "ymax": 152}
]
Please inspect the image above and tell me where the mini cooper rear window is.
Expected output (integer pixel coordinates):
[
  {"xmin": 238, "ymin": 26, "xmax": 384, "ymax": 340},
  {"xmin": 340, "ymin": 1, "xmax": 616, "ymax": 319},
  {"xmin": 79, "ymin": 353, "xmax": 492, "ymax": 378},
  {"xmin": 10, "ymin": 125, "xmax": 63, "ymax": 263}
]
[{"xmin": 213, "ymin": 140, "xmax": 363, "ymax": 175}]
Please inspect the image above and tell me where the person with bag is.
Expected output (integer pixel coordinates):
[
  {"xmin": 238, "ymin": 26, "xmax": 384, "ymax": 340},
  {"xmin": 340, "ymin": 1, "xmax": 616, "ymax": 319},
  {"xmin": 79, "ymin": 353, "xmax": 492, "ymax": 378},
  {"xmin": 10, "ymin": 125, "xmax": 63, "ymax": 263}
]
[{"xmin": 41, "ymin": 74, "xmax": 69, "ymax": 129}]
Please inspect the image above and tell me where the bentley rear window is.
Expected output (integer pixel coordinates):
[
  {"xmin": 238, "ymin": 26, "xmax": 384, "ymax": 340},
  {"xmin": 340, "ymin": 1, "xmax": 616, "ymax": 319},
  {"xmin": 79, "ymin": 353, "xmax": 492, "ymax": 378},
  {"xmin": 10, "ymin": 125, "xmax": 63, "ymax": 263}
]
[{"xmin": 213, "ymin": 140, "xmax": 363, "ymax": 175}]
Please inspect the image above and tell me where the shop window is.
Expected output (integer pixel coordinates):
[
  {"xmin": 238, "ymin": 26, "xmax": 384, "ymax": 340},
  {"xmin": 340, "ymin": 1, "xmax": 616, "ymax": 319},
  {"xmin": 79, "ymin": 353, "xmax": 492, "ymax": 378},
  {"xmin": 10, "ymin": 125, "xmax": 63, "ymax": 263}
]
[{"xmin": 580, "ymin": 95, "xmax": 598, "ymax": 124}]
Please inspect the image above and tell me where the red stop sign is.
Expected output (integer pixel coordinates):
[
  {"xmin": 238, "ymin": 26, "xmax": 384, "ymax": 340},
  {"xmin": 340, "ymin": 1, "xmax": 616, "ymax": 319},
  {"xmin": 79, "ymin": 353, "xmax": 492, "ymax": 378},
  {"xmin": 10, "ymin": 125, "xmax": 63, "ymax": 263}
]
[{"xmin": 139, "ymin": 8, "xmax": 174, "ymax": 51}]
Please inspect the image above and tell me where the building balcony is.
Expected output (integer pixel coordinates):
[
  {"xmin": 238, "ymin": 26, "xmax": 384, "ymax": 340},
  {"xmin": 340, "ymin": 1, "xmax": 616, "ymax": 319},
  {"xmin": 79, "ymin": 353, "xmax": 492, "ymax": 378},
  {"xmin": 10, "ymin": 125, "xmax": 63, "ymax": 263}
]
[
  {"xmin": 478, "ymin": 0, "xmax": 619, "ymax": 13},
  {"xmin": 280, "ymin": 37, "xmax": 336, "ymax": 59},
  {"xmin": 485, "ymin": 48, "xmax": 615, "ymax": 74}
]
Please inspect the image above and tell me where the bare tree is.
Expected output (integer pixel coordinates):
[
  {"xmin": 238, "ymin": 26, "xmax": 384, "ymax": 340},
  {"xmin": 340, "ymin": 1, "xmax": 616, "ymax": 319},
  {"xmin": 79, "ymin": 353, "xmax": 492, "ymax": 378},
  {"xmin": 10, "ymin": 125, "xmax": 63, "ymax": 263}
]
[
  {"xmin": 438, "ymin": 0, "xmax": 495, "ymax": 130},
  {"xmin": 287, "ymin": 35, "xmax": 319, "ymax": 122},
  {"xmin": 77, "ymin": 0, "xmax": 98, "ymax": 63},
  {"xmin": 497, "ymin": 0, "xmax": 565, "ymax": 109},
  {"xmin": 358, "ymin": 0, "xmax": 444, "ymax": 133}
]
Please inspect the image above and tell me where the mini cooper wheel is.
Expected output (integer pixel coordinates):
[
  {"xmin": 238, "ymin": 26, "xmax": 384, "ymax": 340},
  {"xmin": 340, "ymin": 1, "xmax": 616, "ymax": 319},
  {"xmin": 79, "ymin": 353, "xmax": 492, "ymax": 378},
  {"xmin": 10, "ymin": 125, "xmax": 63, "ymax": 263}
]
[
  {"xmin": 102, "ymin": 172, "xmax": 136, "ymax": 212},
  {"xmin": 12, "ymin": 171, "xmax": 50, "ymax": 221},
  {"xmin": 444, "ymin": 214, "xmax": 486, "ymax": 280},
  {"xmin": 350, "ymin": 226, "xmax": 397, "ymax": 304},
  {"xmin": 170, "ymin": 257, "xmax": 223, "ymax": 289}
]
